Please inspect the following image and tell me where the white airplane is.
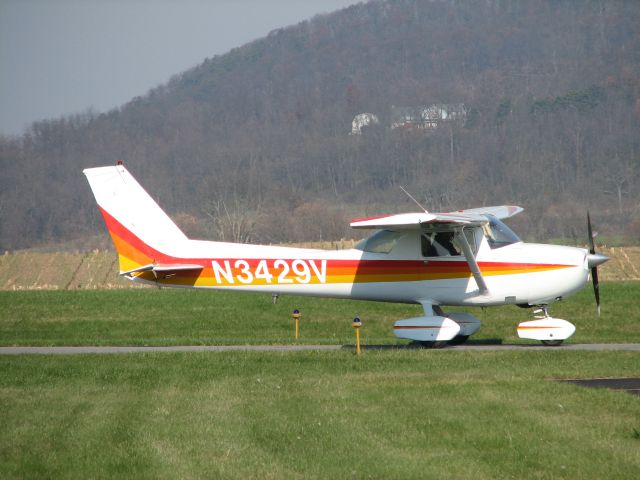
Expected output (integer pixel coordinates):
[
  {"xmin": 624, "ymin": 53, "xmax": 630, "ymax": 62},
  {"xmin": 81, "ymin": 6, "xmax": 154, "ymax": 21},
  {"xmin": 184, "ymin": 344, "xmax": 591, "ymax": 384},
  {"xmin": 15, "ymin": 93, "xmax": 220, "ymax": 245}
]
[{"xmin": 84, "ymin": 163, "xmax": 609, "ymax": 347}]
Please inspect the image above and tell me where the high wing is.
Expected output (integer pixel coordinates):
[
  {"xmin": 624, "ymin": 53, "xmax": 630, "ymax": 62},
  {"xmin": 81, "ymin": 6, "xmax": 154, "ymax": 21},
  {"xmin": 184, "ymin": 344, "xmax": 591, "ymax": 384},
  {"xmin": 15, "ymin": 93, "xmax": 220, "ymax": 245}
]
[
  {"xmin": 349, "ymin": 206, "xmax": 523, "ymax": 296},
  {"xmin": 452, "ymin": 205, "xmax": 523, "ymax": 220},
  {"xmin": 350, "ymin": 212, "xmax": 438, "ymax": 230},
  {"xmin": 350, "ymin": 205, "xmax": 523, "ymax": 230}
]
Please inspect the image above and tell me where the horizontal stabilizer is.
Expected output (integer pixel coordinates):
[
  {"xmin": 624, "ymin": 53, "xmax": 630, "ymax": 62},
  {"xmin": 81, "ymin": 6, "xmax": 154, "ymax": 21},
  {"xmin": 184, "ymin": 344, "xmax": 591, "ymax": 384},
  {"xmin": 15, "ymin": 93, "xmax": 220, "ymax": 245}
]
[{"xmin": 121, "ymin": 263, "xmax": 203, "ymax": 277}]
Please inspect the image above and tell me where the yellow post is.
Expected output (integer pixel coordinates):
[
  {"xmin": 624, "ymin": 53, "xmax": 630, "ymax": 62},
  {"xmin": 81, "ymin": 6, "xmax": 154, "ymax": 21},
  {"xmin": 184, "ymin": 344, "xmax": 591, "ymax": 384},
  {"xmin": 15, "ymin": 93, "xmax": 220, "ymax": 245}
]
[
  {"xmin": 352, "ymin": 317, "xmax": 362, "ymax": 354},
  {"xmin": 292, "ymin": 309, "xmax": 301, "ymax": 340}
]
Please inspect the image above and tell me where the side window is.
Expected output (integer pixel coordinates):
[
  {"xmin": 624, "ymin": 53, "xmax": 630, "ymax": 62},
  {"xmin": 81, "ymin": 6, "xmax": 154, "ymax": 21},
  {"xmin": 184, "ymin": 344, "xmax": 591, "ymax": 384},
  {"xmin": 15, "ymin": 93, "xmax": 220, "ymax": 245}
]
[
  {"xmin": 421, "ymin": 231, "xmax": 461, "ymax": 257},
  {"xmin": 421, "ymin": 228, "xmax": 478, "ymax": 257},
  {"xmin": 355, "ymin": 229, "xmax": 405, "ymax": 254}
]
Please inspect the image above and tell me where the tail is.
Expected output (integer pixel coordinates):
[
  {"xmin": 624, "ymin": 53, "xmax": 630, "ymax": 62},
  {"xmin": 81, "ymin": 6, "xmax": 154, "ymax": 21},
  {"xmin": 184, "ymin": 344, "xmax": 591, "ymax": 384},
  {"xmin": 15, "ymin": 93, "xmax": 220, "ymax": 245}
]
[{"xmin": 83, "ymin": 164, "xmax": 189, "ymax": 274}]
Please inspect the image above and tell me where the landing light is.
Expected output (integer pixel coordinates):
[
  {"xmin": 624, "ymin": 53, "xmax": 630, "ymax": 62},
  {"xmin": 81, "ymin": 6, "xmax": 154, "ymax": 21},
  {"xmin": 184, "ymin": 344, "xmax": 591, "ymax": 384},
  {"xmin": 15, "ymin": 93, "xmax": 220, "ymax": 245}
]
[
  {"xmin": 292, "ymin": 309, "xmax": 301, "ymax": 340},
  {"xmin": 353, "ymin": 317, "xmax": 362, "ymax": 355}
]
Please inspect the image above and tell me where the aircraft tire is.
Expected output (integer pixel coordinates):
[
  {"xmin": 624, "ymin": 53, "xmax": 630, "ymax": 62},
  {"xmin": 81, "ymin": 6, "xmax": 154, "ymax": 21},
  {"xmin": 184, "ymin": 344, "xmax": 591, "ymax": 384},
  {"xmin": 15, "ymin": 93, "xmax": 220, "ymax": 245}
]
[
  {"xmin": 417, "ymin": 341, "xmax": 448, "ymax": 349},
  {"xmin": 541, "ymin": 340, "xmax": 564, "ymax": 346},
  {"xmin": 448, "ymin": 335, "xmax": 470, "ymax": 346}
]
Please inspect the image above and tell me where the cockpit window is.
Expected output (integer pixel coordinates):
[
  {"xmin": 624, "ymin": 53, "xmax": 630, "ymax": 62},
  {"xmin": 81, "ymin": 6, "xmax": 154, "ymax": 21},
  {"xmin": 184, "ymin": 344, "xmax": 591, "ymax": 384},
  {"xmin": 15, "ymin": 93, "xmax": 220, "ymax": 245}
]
[
  {"xmin": 422, "ymin": 231, "xmax": 461, "ymax": 257},
  {"xmin": 355, "ymin": 229, "xmax": 405, "ymax": 254},
  {"xmin": 421, "ymin": 228, "xmax": 477, "ymax": 257},
  {"xmin": 482, "ymin": 214, "xmax": 521, "ymax": 249}
]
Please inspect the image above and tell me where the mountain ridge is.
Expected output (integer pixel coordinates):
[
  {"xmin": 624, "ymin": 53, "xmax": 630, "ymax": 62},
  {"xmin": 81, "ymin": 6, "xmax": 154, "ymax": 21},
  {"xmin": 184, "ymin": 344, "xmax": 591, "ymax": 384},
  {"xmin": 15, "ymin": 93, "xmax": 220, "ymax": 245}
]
[{"xmin": 1, "ymin": 0, "xmax": 639, "ymax": 250}]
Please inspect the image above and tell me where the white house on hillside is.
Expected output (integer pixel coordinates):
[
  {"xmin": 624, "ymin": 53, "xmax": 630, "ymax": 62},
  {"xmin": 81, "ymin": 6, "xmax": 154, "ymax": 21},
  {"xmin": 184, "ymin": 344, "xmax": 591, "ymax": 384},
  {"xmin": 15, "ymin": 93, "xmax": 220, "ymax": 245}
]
[
  {"xmin": 350, "ymin": 113, "xmax": 380, "ymax": 135},
  {"xmin": 390, "ymin": 104, "xmax": 466, "ymax": 130}
]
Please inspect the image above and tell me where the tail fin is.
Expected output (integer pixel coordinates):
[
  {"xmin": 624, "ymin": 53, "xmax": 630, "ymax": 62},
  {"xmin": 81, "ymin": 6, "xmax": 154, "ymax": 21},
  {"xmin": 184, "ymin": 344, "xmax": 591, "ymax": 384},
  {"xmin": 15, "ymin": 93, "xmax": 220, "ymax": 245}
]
[{"xmin": 83, "ymin": 165, "xmax": 189, "ymax": 274}]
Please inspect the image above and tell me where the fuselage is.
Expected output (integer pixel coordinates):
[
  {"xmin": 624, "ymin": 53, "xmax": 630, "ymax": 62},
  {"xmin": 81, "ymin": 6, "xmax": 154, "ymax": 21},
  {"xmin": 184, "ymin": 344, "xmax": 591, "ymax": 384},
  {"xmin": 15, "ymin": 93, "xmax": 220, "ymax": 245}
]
[
  {"xmin": 84, "ymin": 164, "xmax": 607, "ymax": 345},
  {"xmin": 118, "ymin": 214, "xmax": 590, "ymax": 308}
]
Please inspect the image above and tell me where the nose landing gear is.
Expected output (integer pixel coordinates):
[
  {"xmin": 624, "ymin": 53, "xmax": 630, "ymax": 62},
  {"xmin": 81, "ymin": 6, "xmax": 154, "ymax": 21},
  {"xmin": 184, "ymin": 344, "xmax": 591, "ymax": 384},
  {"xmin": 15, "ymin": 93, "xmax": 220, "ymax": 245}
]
[{"xmin": 517, "ymin": 305, "xmax": 576, "ymax": 346}]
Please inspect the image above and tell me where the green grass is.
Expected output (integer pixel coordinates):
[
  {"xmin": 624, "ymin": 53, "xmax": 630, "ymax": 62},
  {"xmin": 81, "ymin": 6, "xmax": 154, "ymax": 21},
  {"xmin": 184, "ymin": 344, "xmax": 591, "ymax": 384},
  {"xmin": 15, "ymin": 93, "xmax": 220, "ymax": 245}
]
[
  {"xmin": 0, "ymin": 282, "xmax": 638, "ymax": 346},
  {"xmin": 1, "ymin": 284, "xmax": 639, "ymax": 478},
  {"xmin": 1, "ymin": 351, "xmax": 639, "ymax": 479}
]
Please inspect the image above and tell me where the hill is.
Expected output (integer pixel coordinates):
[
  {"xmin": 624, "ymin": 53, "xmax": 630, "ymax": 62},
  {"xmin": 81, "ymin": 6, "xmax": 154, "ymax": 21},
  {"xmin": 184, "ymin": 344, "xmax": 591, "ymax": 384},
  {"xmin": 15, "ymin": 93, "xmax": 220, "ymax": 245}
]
[{"xmin": 1, "ymin": 0, "xmax": 639, "ymax": 251}]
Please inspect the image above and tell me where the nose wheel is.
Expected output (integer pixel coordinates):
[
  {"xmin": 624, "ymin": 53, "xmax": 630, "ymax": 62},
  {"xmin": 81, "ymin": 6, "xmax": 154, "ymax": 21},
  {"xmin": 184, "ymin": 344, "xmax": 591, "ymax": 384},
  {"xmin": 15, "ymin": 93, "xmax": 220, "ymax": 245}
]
[{"xmin": 517, "ymin": 306, "xmax": 576, "ymax": 346}]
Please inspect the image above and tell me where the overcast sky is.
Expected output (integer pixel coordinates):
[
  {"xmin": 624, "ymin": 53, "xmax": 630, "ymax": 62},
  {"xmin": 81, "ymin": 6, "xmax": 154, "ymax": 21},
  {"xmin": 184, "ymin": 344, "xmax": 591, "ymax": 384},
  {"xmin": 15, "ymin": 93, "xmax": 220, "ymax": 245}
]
[{"xmin": 0, "ymin": 0, "xmax": 359, "ymax": 135}]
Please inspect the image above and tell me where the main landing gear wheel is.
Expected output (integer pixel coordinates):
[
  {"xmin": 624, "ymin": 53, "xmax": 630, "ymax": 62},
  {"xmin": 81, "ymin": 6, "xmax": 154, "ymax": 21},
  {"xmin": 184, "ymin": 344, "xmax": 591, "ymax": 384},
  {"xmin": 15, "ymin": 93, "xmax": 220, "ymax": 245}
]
[
  {"xmin": 417, "ymin": 341, "xmax": 448, "ymax": 349},
  {"xmin": 448, "ymin": 335, "xmax": 470, "ymax": 346},
  {"xmin": 541, "ymin": 339, "xmax": 563, "ymax": 346}
]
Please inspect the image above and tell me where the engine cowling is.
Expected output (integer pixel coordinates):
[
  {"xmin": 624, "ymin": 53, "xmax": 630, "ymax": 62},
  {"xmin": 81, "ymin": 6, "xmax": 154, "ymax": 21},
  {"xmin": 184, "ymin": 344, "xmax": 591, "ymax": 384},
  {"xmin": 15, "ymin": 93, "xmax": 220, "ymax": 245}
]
[{"xmin": 393, "ymin": 316, "xmax": 460, "ymax": 342}]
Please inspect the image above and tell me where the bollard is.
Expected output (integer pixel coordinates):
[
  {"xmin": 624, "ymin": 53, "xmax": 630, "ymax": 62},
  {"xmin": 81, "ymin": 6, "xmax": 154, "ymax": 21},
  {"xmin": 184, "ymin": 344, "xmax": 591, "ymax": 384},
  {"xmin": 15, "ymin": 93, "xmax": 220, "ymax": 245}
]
[
  {"xmin": 292, "ymin": 309, "xmax": 301, "ymax": 339},
  {"xmin": 353, "ymin": 316, "xmax": 362, "ymax": 354}
]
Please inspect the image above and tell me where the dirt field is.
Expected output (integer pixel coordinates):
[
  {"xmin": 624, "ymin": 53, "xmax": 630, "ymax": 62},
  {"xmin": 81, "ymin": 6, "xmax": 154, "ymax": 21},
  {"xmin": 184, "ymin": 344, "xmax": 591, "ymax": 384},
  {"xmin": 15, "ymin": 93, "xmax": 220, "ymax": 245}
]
[
  {"xmin": 0, "ymin": 250, "xmax": 128, "ymax": 290},
  {"xmin": 1, "ymin": 244, "xmax": 637, "ymax": 290}
]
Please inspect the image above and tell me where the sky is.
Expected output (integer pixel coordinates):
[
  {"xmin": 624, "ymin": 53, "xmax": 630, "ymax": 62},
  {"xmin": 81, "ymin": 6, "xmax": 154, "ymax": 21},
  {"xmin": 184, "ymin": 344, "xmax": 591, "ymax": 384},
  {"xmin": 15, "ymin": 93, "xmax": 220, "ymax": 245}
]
[{"xmin": 0, "ymin": 0, "xmax": 359, "ymax": 135}]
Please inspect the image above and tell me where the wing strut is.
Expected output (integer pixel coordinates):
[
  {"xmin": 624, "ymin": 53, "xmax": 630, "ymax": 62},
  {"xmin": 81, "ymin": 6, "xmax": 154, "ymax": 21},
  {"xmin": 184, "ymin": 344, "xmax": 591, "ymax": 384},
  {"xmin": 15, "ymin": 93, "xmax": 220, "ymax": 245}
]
[{"xmin": 455, "ymin": 230, "xmax": 489, "ymax": 296}]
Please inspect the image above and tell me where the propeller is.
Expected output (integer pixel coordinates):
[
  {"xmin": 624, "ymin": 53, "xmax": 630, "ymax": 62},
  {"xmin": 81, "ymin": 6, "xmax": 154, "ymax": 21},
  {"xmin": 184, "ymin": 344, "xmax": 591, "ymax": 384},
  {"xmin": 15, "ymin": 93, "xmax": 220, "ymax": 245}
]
[{"xmin": 586, "ymin": 211, "xmax": 609, "ymax": 316}]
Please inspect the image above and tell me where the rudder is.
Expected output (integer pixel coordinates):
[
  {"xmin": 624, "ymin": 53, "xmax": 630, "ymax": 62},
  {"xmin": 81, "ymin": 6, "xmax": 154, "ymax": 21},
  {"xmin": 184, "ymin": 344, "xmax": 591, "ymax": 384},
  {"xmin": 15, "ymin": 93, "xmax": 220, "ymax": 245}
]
[{"xmin": 83, "ymin": 164, "xmax": 188, "ymax": 273}]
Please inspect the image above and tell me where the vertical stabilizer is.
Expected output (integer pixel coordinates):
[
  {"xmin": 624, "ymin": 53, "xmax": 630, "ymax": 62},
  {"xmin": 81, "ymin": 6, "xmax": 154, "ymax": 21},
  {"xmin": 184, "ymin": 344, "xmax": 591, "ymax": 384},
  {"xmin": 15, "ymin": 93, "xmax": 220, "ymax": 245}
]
[{"xmin": 83, "ymin": 165, "xmax": 188, "ymax": 273}]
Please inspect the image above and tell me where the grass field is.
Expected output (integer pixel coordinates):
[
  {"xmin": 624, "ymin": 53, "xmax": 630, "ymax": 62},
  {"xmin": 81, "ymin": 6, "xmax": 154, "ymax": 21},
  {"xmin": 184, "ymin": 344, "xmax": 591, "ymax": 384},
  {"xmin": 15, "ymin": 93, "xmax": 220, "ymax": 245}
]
[
  {"xmin": 0, "ymin": 282, "xmax": 639, "ymax": 346},
  {"xmin": 2, "ymin": 350, "xmax": 639, "ymax": 479},
  {"xmin": 1, "ymin": 284, "xmax": 640, "ymax": 478}
]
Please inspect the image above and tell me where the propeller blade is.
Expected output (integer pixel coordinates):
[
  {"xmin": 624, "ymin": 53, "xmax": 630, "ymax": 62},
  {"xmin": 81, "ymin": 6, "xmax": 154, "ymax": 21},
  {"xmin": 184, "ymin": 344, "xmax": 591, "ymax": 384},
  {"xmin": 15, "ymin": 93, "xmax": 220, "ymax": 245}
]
[
  {"xmin": 591, "ymin": 265, "xmax": 601, "ymax": 316},
  {"xmin": 587, "ymin": 211, "xmax": 595, "ymax": 254},
  {"xmin": 586, "ymin": 211, "xmax": 607, "ymax": 316}
]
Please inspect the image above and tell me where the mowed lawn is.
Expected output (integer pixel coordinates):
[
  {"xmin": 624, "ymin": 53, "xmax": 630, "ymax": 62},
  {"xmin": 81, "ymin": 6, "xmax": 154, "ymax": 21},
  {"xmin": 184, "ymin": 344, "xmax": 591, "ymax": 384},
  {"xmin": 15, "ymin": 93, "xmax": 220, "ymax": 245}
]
[
  {"xmin": 1, "ymin": 350, "xmax": 639, "ymax": 479},
  {"xmin": 1, "ymin": 283, "xmax": 639, "ymax": 478},
  {"xmin": 1, "ymin": 282, "xmax": 639, "ymax": 346}
]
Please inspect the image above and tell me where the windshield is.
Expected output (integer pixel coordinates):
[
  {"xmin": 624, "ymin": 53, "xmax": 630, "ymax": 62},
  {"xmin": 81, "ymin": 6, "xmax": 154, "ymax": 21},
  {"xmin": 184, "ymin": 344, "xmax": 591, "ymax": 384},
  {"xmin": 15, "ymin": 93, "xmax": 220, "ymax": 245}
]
[
  {"xmin": 355, "ymin": 229, "xmax": 405, "ymax": 254},
  {"xmin": 482, "ymin": 214, "xmax": 521, "ymax": 249}
]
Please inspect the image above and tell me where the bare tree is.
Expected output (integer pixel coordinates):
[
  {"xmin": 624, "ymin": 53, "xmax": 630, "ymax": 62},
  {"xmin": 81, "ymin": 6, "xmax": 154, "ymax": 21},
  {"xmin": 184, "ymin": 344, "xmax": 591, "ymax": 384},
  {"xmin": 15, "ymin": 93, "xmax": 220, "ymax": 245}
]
[
  {"xmin": 603, "ymin": 156, "xmax": 634, "ymax": 217},
  {"xmin": 203, "ymin": 195, "xmax": 263, "ymax": 244}
]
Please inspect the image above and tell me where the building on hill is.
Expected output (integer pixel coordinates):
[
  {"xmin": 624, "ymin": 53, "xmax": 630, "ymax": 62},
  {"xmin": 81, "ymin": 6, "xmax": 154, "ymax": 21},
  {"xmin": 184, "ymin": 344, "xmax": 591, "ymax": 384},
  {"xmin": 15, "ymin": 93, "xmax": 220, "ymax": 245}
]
[
  {"xmin": 350, "ymin": 113, "xmax": 380, "ymax": 135},
  {"xmin": 390, "ymin": 104, "xmax": 466, "ymax": 130},
  {"xmin": 389, "ymin": 106, "xmax": 420, "ymax": 131},
  {"xmin": 420, "ymin": 103, "xmax": 466, "ymax": 128}
]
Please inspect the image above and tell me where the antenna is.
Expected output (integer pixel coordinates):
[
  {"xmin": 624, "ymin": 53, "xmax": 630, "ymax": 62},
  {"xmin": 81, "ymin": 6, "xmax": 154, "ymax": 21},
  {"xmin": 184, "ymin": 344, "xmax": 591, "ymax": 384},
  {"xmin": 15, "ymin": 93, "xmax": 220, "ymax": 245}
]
[{"xmin": 400, "ymin": 186, "xmax": 429, "ymax": 213}]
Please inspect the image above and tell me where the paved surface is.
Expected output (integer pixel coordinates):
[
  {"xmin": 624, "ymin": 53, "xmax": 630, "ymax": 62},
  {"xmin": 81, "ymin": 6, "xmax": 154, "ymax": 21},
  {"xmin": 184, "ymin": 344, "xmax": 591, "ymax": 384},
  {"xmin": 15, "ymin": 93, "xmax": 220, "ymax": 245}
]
[
  {"xmin": 0, "ymin": 345, "xmax": 342, "ymax": 355},
  {"xmin": 562, "ymin": 378, "xmax": 640, "ymax": 396},
  {"xmin": 1, "ymin": 343, "xmax": 640, "ymax": 355},
  {"xmin": 451, "ymin": 343, "xmax": 640, "ymax": 351}
]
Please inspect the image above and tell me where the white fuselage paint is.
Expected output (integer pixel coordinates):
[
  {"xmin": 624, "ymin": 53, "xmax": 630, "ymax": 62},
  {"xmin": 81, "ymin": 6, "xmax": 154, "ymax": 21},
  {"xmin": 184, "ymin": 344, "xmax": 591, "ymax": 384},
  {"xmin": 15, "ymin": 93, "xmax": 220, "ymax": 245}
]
[{"xmin": 131, "ymin": 232, "xmax": 590, "ymax": 309}]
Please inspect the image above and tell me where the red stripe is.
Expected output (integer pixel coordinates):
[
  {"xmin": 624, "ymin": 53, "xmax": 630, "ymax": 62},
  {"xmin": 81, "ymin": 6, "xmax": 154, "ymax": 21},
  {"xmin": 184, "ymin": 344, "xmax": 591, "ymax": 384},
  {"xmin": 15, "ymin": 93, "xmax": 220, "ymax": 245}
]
[
  {"xmin": 394, "ymin": 325, "xmax": 456, "ymax": 329},
  {"xmin": 350, "ymin": 214, "xmax": 395, "ymax": 223}
]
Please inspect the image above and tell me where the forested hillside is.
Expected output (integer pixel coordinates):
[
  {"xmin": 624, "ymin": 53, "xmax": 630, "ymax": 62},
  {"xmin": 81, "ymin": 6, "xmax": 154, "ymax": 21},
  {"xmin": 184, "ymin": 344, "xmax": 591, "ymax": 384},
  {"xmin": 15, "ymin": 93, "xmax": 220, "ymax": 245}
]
[{"xmin": 1, "ymin": 0, "xmax": 639, "ymax": 251}]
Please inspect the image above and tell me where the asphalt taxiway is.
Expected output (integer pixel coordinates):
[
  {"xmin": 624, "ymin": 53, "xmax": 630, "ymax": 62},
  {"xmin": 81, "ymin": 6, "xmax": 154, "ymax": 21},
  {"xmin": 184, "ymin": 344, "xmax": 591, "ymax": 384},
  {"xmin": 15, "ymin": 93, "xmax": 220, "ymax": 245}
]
[{"xmin": 1, "ymin": 343, "xmax": 639, "ymax": 355}]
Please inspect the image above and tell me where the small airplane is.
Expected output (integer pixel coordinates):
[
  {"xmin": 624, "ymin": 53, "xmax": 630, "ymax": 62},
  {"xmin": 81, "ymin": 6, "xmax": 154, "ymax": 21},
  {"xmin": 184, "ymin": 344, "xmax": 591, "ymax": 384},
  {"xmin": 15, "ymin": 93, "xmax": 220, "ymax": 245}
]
[{"xmin": 84, "ymin": 163, "xmax": 609, "ymax": 347}]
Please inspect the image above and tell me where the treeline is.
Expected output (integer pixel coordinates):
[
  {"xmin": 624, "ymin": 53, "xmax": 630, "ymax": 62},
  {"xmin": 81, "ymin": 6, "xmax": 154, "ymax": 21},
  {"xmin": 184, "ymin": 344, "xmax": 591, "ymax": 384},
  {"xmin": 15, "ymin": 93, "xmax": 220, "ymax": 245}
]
[{"xmin": 1, "ymin": 0, "xmax": 639, "ymax": 251}]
